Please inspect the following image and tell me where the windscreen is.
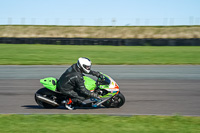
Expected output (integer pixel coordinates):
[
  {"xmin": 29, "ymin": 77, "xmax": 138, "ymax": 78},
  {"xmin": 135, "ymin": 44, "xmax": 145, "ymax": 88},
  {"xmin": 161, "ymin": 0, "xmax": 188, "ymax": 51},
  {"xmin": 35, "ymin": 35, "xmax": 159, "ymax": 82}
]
[{"xmin": 101, "ymin": 76, "xmax": 111, "ymax": 85}]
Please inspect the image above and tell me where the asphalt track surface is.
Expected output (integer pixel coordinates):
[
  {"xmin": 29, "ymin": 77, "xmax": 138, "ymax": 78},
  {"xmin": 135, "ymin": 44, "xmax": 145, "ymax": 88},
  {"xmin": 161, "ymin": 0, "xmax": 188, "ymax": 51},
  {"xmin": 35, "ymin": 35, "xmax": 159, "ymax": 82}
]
[{"xmin": 0, "ymin": 65, "xmax": 200, "ymax": 116}]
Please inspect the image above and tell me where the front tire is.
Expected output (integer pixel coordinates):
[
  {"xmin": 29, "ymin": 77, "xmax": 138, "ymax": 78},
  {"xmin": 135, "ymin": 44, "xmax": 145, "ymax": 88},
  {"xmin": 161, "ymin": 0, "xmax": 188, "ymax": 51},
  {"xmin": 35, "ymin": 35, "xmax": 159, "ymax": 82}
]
[{"xmin": 103, "ymin": 92, "xmax": 125, "ymax": 108}]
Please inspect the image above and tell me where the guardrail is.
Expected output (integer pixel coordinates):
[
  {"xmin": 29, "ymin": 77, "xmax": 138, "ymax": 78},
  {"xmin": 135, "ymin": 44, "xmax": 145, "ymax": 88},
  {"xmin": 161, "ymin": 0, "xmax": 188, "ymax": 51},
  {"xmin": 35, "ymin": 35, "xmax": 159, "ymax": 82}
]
[{"xmin": 0, "ymin": 37, "xmax": 200, "ymax": 46}]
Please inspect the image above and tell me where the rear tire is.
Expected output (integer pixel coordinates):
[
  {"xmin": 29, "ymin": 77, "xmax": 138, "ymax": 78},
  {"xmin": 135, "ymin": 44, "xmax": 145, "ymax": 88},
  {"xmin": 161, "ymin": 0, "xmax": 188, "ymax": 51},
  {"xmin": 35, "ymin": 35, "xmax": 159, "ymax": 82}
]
[
  {"xmin": 35, "ymin": 88, "xmax": 59, "ymax": 109},
  {"xmin": 103, "ymin": 92, "xmax": 125, "ymax": 108}
]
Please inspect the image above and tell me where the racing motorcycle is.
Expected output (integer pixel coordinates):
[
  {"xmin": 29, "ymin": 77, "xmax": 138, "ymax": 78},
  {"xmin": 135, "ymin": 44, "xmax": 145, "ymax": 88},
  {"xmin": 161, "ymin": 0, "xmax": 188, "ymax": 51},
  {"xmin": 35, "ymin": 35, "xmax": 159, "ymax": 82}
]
[{"xmin": 35, "ymin": 73, "xmax": 125, "ymax": 109}]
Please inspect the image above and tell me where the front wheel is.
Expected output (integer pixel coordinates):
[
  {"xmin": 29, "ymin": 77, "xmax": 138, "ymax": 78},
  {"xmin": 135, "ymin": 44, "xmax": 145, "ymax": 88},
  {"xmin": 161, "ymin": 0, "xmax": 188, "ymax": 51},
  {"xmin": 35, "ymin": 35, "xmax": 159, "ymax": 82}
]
[{"xmin": 103, "ymin": 92, "xmax": 125, "ymax": 108}]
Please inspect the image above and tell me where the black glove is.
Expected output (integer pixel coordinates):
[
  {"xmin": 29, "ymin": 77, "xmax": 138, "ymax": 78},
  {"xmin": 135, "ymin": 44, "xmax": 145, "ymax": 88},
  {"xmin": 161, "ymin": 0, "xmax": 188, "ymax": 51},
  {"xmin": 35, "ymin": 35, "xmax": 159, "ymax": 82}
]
[
  {"xmin": 99, "ymin": 73, "xmax": 105, "ymax": 79},
  {"xmin": 90, "ymin": 70, "xmax": 105, "ymax": 82},
  {"xmin": 90, "ymin": 70, "xmax": 102, "ymax": 78},
  {"xmin": 90, "ymin": 92, "xmax": 99, "ymax": 98}
]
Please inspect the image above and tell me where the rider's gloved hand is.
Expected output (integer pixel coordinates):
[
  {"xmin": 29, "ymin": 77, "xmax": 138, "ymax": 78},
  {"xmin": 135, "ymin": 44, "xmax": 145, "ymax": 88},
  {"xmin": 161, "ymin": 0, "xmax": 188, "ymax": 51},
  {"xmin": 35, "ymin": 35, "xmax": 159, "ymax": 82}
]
[
  {"xmin": 90, "ymin": 71, "xmax": 104, "ymax": 79},
  {"xmin": 99, "ymin": 73, "xmax": 104, "ymax": 79}
]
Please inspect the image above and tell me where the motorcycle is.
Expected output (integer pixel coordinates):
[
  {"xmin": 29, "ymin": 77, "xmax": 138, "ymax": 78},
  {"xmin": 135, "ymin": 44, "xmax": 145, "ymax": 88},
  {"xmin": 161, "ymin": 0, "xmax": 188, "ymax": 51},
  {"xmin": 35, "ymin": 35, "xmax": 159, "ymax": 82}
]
[{"xmin": 35, "ymin": 73, "xmax": 125, "ymax": 109}]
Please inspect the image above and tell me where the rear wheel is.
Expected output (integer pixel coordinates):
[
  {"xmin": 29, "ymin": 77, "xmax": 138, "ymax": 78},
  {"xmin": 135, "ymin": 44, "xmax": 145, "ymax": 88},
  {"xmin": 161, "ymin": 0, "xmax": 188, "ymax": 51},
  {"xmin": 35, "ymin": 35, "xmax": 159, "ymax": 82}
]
[
  {"xmin": 35, "ymin": 88, "xmax": 59, "ymax": 109},
  {"xmin": 103, "ymin": 92, "xmax": 125, "ymax": 108}
]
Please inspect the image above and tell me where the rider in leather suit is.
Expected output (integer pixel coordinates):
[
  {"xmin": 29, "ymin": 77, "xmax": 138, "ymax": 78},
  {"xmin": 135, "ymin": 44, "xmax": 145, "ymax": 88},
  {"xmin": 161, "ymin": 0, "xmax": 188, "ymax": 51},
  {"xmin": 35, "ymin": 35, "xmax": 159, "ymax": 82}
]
[{"xmin": 57, "ymin": 57, "xmax": 103, "ymax": 109}]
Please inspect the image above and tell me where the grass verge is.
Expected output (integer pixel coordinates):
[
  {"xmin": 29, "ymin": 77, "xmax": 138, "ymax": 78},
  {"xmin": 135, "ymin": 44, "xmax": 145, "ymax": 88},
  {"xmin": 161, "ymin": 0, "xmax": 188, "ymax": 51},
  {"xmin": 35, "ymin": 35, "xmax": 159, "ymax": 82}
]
[
  {"xmin": 0, "ymin": 44, "xmax": 200, "ymax": 65},
  {"xmin": 0, "ymin": 114, "xmax": 199, "ymax": 133},
  {"xmin": 1, "ymin": 25, "xmax": 200, "ymax": 38}
]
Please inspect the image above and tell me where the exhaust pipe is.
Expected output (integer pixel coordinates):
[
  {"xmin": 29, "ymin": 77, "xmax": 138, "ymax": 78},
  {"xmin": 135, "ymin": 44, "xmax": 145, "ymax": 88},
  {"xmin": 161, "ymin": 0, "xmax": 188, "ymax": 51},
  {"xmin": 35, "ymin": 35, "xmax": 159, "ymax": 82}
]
[{"xmin": 36, "ymin": 94, "xmax": 59, "ymax": 106}]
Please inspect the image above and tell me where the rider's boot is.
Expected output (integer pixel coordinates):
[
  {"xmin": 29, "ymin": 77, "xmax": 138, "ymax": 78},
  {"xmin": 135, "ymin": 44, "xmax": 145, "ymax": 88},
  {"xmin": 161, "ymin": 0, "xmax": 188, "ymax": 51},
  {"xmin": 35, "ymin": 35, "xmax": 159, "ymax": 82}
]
[
  {"xmin": 72, "ymin": 98, "xmax": 86, "ymax": 106},
  {"xmin": 62, "ymin": 98, "xmax": 74, "ymax": 110}
]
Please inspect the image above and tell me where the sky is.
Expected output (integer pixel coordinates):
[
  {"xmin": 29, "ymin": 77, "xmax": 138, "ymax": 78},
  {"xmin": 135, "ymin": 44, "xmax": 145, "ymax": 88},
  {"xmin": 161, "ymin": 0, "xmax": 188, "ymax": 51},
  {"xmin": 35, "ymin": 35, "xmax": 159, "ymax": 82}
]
[{"xmin": 1, "ymin": 0, "xmax": 200, "ymax": 26}]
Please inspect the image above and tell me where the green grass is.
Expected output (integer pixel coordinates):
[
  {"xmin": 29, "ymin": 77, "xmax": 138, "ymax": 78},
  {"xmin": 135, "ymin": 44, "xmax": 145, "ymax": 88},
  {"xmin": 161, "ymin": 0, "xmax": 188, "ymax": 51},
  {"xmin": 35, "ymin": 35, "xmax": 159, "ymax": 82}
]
[
  {"xmin": 0, "ymin": 114, "xmax": 199, "ymax": 133},
  {"xmin": 0, "ymin": 44, "xmax": 200, "ymax": 65}
]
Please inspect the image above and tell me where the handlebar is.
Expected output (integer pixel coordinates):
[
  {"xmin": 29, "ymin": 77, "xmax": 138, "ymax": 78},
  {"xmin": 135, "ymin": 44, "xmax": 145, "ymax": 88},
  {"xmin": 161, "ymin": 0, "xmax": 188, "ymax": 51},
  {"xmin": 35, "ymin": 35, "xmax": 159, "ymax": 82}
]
[{"xmin": 95, "ymin": 76, "xmax": 105, "ymax": 86}]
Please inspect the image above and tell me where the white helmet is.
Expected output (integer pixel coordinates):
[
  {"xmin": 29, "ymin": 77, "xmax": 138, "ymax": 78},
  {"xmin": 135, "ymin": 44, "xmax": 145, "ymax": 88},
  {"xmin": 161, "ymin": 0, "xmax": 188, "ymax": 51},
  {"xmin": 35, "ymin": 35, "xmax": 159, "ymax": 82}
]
[{"xmin": 77, "ymin": 57, "xmax": 92, "ymax": 74}]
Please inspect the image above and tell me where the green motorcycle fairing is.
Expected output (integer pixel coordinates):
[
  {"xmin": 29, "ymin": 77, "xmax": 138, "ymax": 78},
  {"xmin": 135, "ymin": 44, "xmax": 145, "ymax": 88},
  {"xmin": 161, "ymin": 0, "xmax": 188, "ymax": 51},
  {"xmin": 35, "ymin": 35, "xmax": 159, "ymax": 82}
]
[
  {"xmin": 40, "ymin": 77, "xmax": 57, "ymax": 91},
  {"xmin": 40, "ymin": 75, "xmax": 118, "ymax": 98},
  {"xmin": 40, "ymin": 76, "xmax": 97, "ymax": 91},
  {"xmin": 83, "ymin": 75, "xmax": 119, "ymax": 98},
  {"xmin": 83, "ymin": 76, "xmax": 96, "ymax": 91}
]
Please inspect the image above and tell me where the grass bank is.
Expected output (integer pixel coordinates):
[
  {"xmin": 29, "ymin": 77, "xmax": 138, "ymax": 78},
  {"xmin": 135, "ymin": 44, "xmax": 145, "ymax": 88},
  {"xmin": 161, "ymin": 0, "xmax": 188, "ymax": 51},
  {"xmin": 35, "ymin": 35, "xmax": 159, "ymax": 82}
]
[
  {"xmin": 0, "ymin": 44, "xmax": 200, "ymax": 65},
  {"xmin": 1, "ymin": 25, "xmax": 200, "ymax": 38},
  {"xmin": 0, "ymin": 114, "xmax": 199, "ymax": 133}
]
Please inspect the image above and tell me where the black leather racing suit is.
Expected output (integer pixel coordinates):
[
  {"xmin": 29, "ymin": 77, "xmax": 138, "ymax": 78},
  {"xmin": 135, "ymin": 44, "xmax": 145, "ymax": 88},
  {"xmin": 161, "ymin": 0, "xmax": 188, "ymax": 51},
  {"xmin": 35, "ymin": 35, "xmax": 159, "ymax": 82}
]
[{"xmin": 57, "ymin": 63, "xmax": 100, "ymax": 103}]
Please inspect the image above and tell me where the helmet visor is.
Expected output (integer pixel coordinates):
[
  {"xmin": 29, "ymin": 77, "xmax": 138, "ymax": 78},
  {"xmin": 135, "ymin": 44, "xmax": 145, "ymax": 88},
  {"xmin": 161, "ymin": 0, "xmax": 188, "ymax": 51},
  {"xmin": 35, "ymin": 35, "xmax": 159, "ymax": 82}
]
[{"xmin": 83, "ymin": 64, "xmax": 91, "ymax": 70}]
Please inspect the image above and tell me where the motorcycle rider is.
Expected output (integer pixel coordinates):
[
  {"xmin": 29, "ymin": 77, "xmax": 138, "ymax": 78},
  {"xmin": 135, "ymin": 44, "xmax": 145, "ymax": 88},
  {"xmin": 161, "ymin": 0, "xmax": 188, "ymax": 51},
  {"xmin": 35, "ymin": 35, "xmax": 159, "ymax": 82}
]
[{"xmin": 57, "ymin": 57, "xmax": 104, "ymax": 110}]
